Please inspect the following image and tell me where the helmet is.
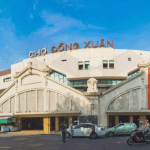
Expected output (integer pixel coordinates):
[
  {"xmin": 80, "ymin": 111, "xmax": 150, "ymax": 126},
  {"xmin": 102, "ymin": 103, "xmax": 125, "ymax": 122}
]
[{"xmin": 139, "ymin": 121, "xmax": 143, "ymax": 124}]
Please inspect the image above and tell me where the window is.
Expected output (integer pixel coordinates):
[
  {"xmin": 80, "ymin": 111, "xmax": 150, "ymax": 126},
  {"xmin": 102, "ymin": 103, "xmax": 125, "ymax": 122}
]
[
  {"xmin": 69, "ymin": 80, "xmax": 87, "ymax": 86},
  {"xmin": 78, "ymin": 62, "xmax": 83, "ymax": 70},
  {"xmin": 128, "ymin": 58, "xmax": 131, "ymax": 61},
  {"xmin": 50, "ymin": 71, "xmax": 68, "ymax": 85},
  {"xmin": 3, "ymin": 77, "xmax": 11, "ymax": 82},
  {"xmin": 127, "ymin": 69, "xmax": 140, "ymax": 79},
  {"xmin": 85, "ymin": 124, "xmax": 92, "ymax": 128},
  {"xmin": 112, "ymin": 80, "xmax": 117, "ymax": 85},
  {"xmin": 85, "ymin": 61, "xmax": 90, "ymax": 70},
  {"xmin": 103, "ymin": 60, "xmax": 108, "ymax": 69},
  {"xmin": 109, "ymin": 60, "xmax": 114, "ymax": 69},
  {"xmin": 116, "ymin": 80, "xmax": 122, "ymax": 84},
  {"xmin": 62, "ymin": 59, "xmax": 66, "ymax": 62},
  {"xmin": 105, "ymin": 80, "xmax": 112, "ymax": 84}
]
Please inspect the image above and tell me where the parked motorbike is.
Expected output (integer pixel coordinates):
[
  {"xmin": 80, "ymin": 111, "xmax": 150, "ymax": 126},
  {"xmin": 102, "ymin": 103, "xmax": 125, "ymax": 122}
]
[{"xmin": 127, "ymin": 130, "xmax": 150, "ymax": 146}]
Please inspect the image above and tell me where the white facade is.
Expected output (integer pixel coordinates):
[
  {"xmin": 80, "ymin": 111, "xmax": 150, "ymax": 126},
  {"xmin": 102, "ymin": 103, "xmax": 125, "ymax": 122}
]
[{"xmin": 0, "ymin": 47, "xmax": 150, "ymax": 131}]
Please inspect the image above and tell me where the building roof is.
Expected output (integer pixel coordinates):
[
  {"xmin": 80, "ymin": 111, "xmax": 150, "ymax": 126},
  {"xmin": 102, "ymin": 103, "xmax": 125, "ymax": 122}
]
[
  {"xmin": 128, "ymin": 68, "xmax": 139, "ymax": 75},
  {"xmin": 0, "ymin": 89, "xmax": 6, "ymax": 95},
  {"xmin": 0, "ymin": 69, "xmax": 11, "ymax": 77},
  {"xmin": 68, "ymin": 76, "xmax": 127, "ymax": 81}
]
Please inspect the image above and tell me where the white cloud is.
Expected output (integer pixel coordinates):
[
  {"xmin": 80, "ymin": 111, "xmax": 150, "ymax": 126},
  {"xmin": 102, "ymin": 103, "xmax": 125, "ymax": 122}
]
[
  {"xmin": 30, "ymin": 13, "xmax": 33, "ymax": 18},
  {"xmin": 0, "ymin": 9, "xmax": 2, "ymax": 13},
  {"xmin": 33, "ymin": 0, "xmax": 38, "ymax": 10},
  {"xmin": 31, "ymin": 11, "xmax": 104, "ymax": 37}
]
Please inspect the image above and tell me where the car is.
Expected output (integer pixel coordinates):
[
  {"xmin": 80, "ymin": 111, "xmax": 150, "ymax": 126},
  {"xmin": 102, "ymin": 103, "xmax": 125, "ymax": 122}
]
[
  {"xmin": 64, "ymin": 123, "xmax": 106, "ymax": 138},
  {"xmin": 7, "ymin": 125, "xmax": 18, "ymax": 132},
  {"xmin": 1, "ymin": 125, "xmax": 9, "ymax": 132},
  {"xmin": 106, "ymin": 123, "xmax": 137, "ymax": 137}
]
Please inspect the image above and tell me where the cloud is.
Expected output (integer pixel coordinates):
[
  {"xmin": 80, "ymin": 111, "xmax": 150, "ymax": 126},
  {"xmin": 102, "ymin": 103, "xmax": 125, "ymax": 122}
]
[
  {"xmin": 56, "ymin": 0, "xmax": 85, "ymax": 10},
  {"xmin": 0, "ymin": 9, "xmax": 2, "ymax": 13},
  {"xmin": 31, "ymin": 11, "xmax": 104, "ymax": 37},
  {"xmin": 30, "ymin": 13, "xmax": 33, "ymax": 18},
  {"xmin": 33, "ymin": 0, "xmax": 38, "ymax": 10}
]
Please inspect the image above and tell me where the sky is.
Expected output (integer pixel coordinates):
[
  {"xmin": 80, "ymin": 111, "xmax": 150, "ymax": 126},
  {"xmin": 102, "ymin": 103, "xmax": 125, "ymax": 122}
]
[{"xmin": 0, "ymin": 0, "xmax": 150, "ymax": 70}]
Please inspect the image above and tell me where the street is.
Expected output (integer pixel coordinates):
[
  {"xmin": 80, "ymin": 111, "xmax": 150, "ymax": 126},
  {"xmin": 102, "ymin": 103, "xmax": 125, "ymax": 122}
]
[{"xmin": 0, "ymin": 133, "xmax": 150, "ymax": 150}]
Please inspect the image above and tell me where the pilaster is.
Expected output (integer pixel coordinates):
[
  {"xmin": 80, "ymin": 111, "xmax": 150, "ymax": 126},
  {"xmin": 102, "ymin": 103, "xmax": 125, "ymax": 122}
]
[
  {"xmin": 55, "ymin": 117, "xmax": 59, "ymax": 132},
  {"xmin": 115, "ymin": 115, "xmax": 119, "ymax": 125},
  {"xmin": 129, "ymin": 115, "xmax": 133, "ymax": 123}
]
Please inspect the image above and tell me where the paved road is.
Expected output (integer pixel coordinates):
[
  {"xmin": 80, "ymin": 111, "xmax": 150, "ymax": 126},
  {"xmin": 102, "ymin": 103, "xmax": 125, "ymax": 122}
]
[{"xmin": 0, "ymin": 133, "xmax": 150, "ymax": 150}]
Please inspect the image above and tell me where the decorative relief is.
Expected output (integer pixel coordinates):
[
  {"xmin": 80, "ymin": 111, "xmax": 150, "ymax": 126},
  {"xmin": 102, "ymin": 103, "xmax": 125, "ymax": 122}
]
[
  {"xmin": 87, "ymin": 78, "xmax": 98, "ymax": 93},
  {"xmin": 21, "ymin": 74, "xmax": 41, "ymax": 85},
  {"xmin": 108, "ymin": 93, "xmax": 129, "ymax": 110},
  {"xmin": 131, "ymin": 89, "xmax": 139, "ymax": 110}
]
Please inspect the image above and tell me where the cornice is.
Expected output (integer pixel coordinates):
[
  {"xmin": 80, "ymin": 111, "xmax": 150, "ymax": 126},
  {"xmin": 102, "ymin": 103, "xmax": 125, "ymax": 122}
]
[
  {"xmin": 0, "ymin": 82, "xmax": 15, "ymax": 98},
  {"xmin": 138, "ymin": 62, "xmax": 150, "ymax": 68},
  {"xmin": 13, "ymin": 62, "xmax": 51, "ymax": 79},
  {"xmin": 128, "ymin": 68, "xmax": 139, "ymax": 75}
]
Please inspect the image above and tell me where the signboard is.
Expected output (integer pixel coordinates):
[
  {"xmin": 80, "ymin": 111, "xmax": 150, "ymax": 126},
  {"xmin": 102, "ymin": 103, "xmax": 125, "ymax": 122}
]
[{"xmin": 29, "ymin": 39, "xmax": 113, "ymax": 58}]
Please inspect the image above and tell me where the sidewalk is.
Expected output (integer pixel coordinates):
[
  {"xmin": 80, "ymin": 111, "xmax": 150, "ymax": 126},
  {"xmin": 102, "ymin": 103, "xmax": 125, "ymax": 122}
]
[{"xmin": 0, "ymin": 130, "xmax": 61, "ymax": 136}]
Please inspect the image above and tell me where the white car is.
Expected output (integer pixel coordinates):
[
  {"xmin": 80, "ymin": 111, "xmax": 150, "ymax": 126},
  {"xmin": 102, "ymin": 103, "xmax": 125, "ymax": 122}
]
[
  {"xmin": 5, "ymin": 124, "xmax": 18, "ymax": 132},
  {"xmin": 64, "ymin": 123, "xmax": 106, "ymax": 138}
]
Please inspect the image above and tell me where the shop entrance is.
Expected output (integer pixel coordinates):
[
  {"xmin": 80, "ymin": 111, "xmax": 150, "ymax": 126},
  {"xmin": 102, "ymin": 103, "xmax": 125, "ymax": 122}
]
[
  {"xmin": 133, "ymin": 115, "xmax": 139, "ymax": 127},
  {"xmin": 50, "ymin": 117, "xmax": 55, "ymax": 131},
  {"xmin": 59, "ymin": 117, "xmax": 69, "ymax": 130},
  {"xmin": 109, "ymin": 116, "xmax": 115, "ymax": 127},
  {"xmin": 119, "ymin": 115, "xmax": 129, "ymax": 123},
  {"xmin": 146, "ymin": 115, "xmax": 150, "ymax": 124},
  {"xmin": 22, "ymin": 118, "xmax": 43, "ymax": 130}
]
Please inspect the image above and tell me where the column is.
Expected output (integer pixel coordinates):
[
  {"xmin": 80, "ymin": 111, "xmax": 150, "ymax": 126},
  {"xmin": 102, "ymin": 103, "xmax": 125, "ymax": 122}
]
[
  {"xmin": 44, "ymin": 89, "xmax": 48, "ymax": 112},
  {"xmin": 55, "ymin": 117, "xmax": 59, "ymax": 132},
  {"xmin": 16, "ymin": 118, "xmax": 22, "ymax": 131},
  {"xmin": 68, "ymin": 116, "xmax": 72, "ymax": 126},
  {"xmin": 15, "ymin": 94, "xmax": 18, "ymax": 113},
  {"xmin": 107, "ymin": 115, "xmax": 109, "ymax": 128},
  {"xmin": 129, "ymin": 115, "xmax": 133, "ymax": 123},
  {"xmin": 98, "ymin": 96, "xmax": 101, "ymax": 126},
  {"xmin": 115, "ymin": 115, "xmax": 119, "ymax": 125},
  {"xmin": 139, "ymin": 115, "xmax": 146, "ymax": 124},
  {"xmin": 43, "ymin": 118, "xmax": 50, "ymax": 133}
]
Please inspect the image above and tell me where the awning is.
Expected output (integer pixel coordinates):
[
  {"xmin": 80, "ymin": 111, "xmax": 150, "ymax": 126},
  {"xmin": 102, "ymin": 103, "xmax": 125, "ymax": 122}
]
[
  {"xmin": 0, "ymin": 117, "xmax": 11, "ymax": 119},
  {"xmin": 0, "ymin": 113, "xmax": 14, "ymax": 117}
]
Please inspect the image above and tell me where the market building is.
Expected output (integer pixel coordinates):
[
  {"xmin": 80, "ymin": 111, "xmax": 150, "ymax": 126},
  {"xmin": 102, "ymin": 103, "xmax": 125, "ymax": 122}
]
[{"xmin": 0, "ymin": 40, "xmax": 150, "ymax": 132}]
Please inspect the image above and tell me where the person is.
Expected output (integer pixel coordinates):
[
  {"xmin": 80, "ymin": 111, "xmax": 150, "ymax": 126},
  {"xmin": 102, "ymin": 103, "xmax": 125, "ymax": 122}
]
[
  {"xmin": 28, "ymin": 122, "xmax": 31, "ymax": 130},
  {"xmin": 60, "ymin": 121, "xmax": 67, "ymax": 143},
  {"xmin": 69, "ymin": 124, "xmax": 74, "ymax": 139},
  {"xmin": 136, "ymin": 121, "xmax": 145, "ymax": 139},
  {"xmin": 144, "ymin": 120, "xmax": 149, "ymax": 128},
  {"xmin": 89, "ymin": 122, "xmax": 96, "ymax": 139},
  {"xmin": 142, "ymin": 124, "xmax": 150, "ymax": 141}
]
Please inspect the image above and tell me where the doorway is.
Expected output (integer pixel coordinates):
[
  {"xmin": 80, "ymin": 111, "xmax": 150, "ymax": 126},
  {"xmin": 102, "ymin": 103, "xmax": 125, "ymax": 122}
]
[
  {"xmin": 59, "ymin": 117, "xmax": 69, "ymax": 130},
  {"xmin": 119, "ymin": 115, "xmax": 129, "ymax": 123},
  {"xmin": 50, "ymin": 117, "xmax": 55, "ymax": 131},
  {"xmin": 133, "ymin": 115, "xmax": 139, "ymax": 127},
  {"xmin": 109, "ymin": 116, "xmax": 115, "ymax": 127},
  {"xmin": 22, "ymin": 118, "xmax": 43, "ymax": 130}
]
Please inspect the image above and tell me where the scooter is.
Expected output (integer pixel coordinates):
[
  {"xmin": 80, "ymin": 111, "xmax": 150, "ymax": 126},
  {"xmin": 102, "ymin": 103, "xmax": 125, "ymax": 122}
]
[{"xmin": 127, "ymin": 130, "xmax": 150, "ymax": 146}]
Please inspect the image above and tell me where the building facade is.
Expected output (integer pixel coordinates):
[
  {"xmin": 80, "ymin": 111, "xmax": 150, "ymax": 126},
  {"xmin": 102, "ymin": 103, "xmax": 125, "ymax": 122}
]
[{"xmin": 0, "ymin": 46, "xmax": 150, "ymax": 132}]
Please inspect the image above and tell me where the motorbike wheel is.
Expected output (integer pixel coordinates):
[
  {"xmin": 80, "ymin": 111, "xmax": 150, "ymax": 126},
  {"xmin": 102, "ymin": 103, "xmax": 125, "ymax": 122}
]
[{"xmin": 127, "ymin": 138, "xmax": 134, "ymax": 146}]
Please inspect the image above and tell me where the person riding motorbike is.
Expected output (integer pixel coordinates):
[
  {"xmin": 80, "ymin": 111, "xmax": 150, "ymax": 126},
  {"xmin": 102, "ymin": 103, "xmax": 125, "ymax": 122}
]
[
  {"xmin": 136, "ymin": 121, "xmax": 145, "ymax": 140},
  {"xmin": 142, "ymin": 124, "xmax": 150, "ymax": 142}
]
